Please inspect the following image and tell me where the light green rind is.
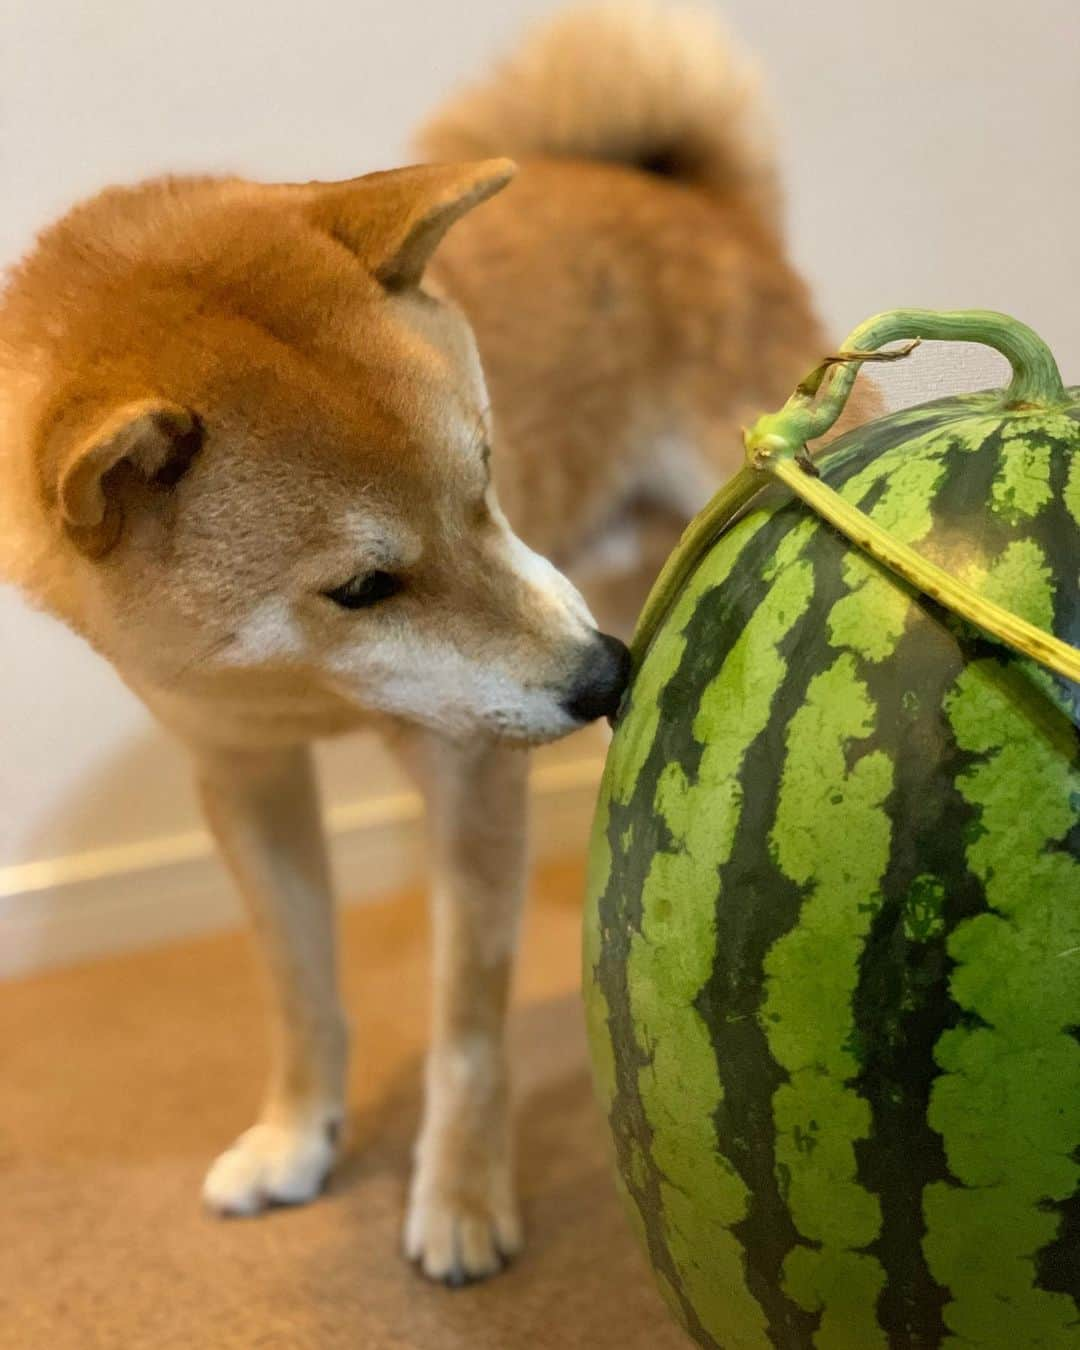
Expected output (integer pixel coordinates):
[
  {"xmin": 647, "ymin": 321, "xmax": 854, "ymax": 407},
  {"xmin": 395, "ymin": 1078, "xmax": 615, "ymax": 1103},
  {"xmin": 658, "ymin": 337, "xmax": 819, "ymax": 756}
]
[
  {"xmin": 755, "ymin": 431, "xmax": 947, "ymax": 1347},
  {"xmin": 980, "ymin": 539, "xmax": 1056, "ymax": 634},
  {"xmin": 990, "ymin": 418, "xmax": 1063, "ymax": 524},
  {"xmin": 608, "ymin": 508, "xmax": 771, "ymax": 807},
  {"xmin": 762, "ymin": 515, "xmax": 824, "ymax": 582},
  {"xmin": 583, "ymin": 517, "xmax": 768, "ymax": 1117},
  {"xmin": 926, "ymin": 656, "xmax": 1080, "ymax": 1348},
  {"xmin": 828, "ymin": 437, "xmax": 953, "ymax": 660},
  {"xmin": 1065, "ymin": 451, "xmax": 1080, "ymax": 604},
  {"xmin": 584, "ymin": 506, "xmax": 777, "ymax": 1341},
  {"xmin": 627, "ymin": 555, "xmax": 820, "ymax": 1348},
  {"xmin": 1066, "ymin": 451, "xmax": 1080, "ymax": 528},
  {"xmin": 763, "ymin": 652, "xmax": 894, "ymax": 1349}
]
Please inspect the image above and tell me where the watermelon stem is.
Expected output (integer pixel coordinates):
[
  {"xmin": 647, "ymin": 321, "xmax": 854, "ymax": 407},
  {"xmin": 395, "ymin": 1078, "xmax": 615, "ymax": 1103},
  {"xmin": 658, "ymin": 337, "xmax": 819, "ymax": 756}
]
[
  {"xmin": 740, "ymin": 309, "xmax": 1078, "ymax": 684},
  {"xmin": 629, "ymin": 309, "xmax": 1077, "ymax": 687},
  {"xmin": 799, "ymin": 309, "xmax": 1068, "ymax": 434}
]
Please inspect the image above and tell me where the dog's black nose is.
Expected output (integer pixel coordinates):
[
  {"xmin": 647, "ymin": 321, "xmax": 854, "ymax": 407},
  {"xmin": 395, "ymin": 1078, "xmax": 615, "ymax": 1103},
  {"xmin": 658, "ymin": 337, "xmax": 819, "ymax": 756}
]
[{"xmin": 562, "ymin": 631, "xmax": 632, "ymax": 724}]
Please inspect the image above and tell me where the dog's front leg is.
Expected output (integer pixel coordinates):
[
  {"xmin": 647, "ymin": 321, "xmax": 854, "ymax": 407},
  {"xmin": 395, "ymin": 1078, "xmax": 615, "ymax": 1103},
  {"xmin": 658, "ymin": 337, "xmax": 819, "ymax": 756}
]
[
  {"xmin": 194, "ymin": 743, "xmax": 347, "ymax": 1216},
  {"xmin": 394, "ymin": 732, "xmax": 528, "ymax": 1284}
]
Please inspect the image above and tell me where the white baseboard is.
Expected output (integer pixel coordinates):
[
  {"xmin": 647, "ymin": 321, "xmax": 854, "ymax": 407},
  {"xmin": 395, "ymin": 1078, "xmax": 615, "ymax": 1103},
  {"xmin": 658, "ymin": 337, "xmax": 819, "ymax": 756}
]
[{"xmin": 0, "ymin": 757, "xmax": 604, "ymax": 980}]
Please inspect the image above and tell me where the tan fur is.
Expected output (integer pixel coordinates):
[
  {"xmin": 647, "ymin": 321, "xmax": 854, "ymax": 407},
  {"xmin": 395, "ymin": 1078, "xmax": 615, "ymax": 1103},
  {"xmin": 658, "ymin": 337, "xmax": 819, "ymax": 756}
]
[{"xmin": 0, "ymin": 2, "xmax": 882, "ymax": 1284}]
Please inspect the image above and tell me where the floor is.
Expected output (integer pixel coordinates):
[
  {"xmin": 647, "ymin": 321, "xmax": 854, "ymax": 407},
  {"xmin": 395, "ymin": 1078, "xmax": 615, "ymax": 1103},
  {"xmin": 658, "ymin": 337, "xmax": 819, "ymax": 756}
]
[{"xmin": 1, "ymin": 859, "xmax": 687, "ymax": 1350}]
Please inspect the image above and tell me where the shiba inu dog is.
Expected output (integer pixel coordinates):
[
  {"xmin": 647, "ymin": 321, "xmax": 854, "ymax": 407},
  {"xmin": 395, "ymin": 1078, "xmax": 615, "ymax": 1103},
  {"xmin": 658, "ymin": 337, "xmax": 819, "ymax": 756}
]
[{"xmin": 0, "ymin": 3, "xmax": 879, "ymax": 1284}]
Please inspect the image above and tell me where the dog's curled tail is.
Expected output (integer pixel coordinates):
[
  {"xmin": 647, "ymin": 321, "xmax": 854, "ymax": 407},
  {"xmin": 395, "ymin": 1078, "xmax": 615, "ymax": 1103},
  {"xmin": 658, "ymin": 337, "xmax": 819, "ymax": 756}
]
[{"xmin": 415, "ymin": 2, "xmax": 782, "ymax": 232}]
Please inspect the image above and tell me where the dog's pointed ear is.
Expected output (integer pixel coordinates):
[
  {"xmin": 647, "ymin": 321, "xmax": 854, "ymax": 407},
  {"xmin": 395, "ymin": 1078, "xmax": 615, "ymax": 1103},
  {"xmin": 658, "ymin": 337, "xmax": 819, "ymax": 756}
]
[
  {"xmin": 309, "ymin": 159, "xmax": 516, "ymax": 290},
  {"xmin": 45, "ymin": 398, "xmax": 203, "ymax": 557}
]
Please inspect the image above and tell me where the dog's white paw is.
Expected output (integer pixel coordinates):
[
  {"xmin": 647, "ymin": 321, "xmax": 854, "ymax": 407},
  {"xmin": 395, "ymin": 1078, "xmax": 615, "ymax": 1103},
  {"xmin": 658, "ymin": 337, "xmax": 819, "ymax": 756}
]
[
  {"xmin": 404, "ymin": 1160, "xmax": 523, "ymax": 1285},
  {"xmin": 202, "ymin": 1117, "xmax": 340, "ymax": 1216}
]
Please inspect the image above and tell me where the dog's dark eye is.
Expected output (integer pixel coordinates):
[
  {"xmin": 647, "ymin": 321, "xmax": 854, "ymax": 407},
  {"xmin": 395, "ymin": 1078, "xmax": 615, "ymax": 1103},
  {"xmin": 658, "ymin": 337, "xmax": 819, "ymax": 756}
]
[{"xmin": 323, "ymin": 570, "xmax": 402, "ymax": 610}]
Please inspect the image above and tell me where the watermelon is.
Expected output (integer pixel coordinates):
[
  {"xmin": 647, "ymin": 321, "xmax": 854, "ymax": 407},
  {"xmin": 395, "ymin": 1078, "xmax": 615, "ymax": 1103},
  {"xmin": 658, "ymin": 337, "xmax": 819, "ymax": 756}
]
[{"xmin": 583, "ymin": 310, "xmax": 1080, "ymax": 1349}]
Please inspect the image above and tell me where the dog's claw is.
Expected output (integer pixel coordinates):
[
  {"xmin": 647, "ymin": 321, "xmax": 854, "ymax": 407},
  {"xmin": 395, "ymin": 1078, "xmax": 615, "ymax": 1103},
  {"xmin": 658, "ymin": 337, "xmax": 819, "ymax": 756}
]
[{"xmin": 404, "ymin": 1178, "xmax": 523, "ymax": 1285}]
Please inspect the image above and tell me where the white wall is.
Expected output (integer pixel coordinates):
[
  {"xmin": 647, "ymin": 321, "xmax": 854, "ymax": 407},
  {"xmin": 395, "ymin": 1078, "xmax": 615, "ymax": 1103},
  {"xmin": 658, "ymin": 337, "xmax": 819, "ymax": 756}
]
[{"xmin": 2, "ymin": 1, "xmax": 1077, "ymax": 965}]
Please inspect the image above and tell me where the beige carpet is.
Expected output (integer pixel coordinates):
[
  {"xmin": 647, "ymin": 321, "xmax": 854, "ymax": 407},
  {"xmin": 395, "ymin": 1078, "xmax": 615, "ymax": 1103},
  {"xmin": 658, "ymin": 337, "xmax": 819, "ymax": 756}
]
[{"xmin": 0, "ymin": 859, "xmax": 687, "ymax": 1350}]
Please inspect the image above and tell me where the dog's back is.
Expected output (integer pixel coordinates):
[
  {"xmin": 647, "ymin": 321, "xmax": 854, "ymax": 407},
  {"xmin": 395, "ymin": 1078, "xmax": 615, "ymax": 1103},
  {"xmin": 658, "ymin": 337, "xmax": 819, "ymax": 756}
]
[{"xmin": 415, "ymin": 2, "xmax": 880, "ymax": 586}]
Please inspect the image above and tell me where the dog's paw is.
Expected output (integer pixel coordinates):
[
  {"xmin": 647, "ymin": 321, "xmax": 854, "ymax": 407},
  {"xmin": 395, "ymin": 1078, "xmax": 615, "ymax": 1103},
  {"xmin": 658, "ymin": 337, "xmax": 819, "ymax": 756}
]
[
  {"xmin": 404, "ymin": 1163, "xmax": 523, "ymax": 1285},
  {"xmin": 202, "ymin": 1116, "xmax": 341, "ymax": 1217}
]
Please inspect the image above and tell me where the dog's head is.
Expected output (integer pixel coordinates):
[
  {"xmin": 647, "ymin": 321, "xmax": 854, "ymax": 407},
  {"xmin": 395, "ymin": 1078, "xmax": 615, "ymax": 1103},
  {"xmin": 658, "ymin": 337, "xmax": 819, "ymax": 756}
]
[{"xmin": 4, "ymin": 161, "xmax": 629, "ymax": 743}]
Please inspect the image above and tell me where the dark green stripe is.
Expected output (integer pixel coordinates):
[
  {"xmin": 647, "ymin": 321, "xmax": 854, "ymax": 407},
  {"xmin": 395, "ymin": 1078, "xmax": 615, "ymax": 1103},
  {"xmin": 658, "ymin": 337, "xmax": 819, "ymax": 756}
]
[
  {"xmin": 833, "ymin": 415, "xmax": 1002, "ymax": 1341},
  {"xmin": 922, "ymin": 420, "xmax": 1009, "ymax": 555},
  {"xmin": 989, "ymin": 416, "xmax": 1062, "ymax": 524},
  {"xmin": 703, "ymin": 519, "xmax": 841, "ymax": 1349},
  {"xmin": 850, "ymin": 602, "xmax": 978, "ymax": 1347},
  {"xmin": 750, "ymin": 405, "xmax": 985, "ymax": 1345},
  {"xmin": 591, "ymin": 508, "xmax": 778, "ymax": 1348},
  {"xmin": 630, "ymin": 541, "xmax": 820, "ymax": 1347}
]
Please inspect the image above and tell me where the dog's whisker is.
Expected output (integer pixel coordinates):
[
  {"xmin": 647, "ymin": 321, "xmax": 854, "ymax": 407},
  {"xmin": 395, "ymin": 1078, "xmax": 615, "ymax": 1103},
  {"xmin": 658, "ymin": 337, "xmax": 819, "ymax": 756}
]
[
  {"xmin": 169, "ymin": 631, "xmax": 238, "ymax": 683},
  {"xmin": 469, "ymin": 404, "xmax": 493, "ymax": 454}
]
